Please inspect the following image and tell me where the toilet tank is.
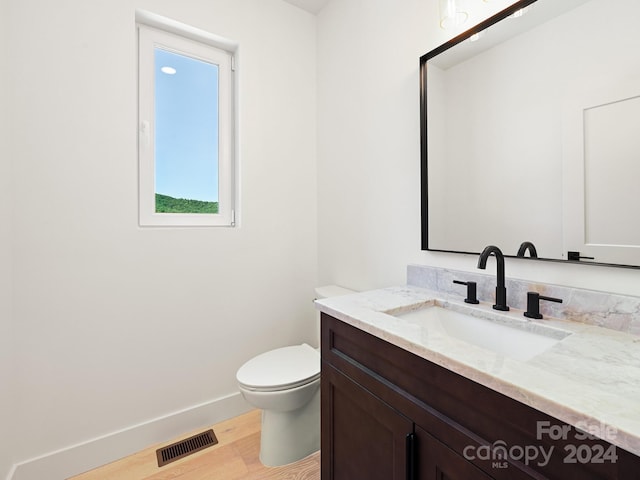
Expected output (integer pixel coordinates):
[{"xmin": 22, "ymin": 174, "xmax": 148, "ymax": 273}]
[
  {"xmin": 315, "ymin": 285, "xmax": 355, "ymax": 300},
  {"xmin": 313, "ymin": 285, "xmax": 356, "ymax": 347}
]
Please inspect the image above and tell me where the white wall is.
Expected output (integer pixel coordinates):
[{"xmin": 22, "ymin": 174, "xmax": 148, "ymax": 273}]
[
  {"xmin": 1, "ymin": 0, "xmax": 16, "ymax": 477},
  {"xmin": 5, "ymin": 0, "xmax": 317, "ymax": 476},
  {"xmin": 316, "ymin": 0, "xmax": 640, "ymax": 297},
  {"xmin": 4, "ymin": 0, "xmax": 640, "ymax": 477}
]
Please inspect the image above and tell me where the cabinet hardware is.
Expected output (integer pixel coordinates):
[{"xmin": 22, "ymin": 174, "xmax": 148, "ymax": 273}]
[{"xmin": 406, "ymin": 432, "xmax": 416, "ymax": 480}]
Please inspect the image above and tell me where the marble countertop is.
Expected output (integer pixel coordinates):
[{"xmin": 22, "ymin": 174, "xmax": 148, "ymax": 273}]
[{"xmin": 315, "ymin": 285, "xmax": 640, "ymax": 457}]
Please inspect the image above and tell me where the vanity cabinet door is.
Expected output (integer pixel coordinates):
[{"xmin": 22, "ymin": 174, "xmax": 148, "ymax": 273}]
[
  {"xmin": 321, "ymin": 363, "xmax": 414, "ymax": 480},
  {"xmin": 416, "ymin": 426, "xmax": 496, "ymax": 480}
]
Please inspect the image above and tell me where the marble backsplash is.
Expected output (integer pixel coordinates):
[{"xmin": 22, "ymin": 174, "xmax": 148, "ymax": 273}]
[{"xmin": 407, "ymin": 264, "xmax": 640, "ymax": 335}]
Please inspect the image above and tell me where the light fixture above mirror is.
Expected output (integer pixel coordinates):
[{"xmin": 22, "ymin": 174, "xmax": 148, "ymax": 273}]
[
  {"xmin": 439, "ymin": 0, "xmax": 533, "ymax": 31},
  {"xmin": 439, "ymin": 0, "xmax": 469, "ymax": 29}
]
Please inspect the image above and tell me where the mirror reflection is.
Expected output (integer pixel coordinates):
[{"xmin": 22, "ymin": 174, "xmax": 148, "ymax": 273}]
[{"xmin": 421, "ymin": 0, "xmax": 640, "ymax": 267}]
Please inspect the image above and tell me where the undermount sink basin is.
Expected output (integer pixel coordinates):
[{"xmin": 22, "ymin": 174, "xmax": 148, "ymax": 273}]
[{"xmin": 395, "ymin": 303, "xmax": 572, "ymax": 362}]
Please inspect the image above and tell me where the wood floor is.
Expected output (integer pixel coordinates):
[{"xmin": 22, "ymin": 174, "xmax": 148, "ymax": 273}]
[{"xmin": 69, "ymin": 410, "xmax": 320, "ymax": 480}]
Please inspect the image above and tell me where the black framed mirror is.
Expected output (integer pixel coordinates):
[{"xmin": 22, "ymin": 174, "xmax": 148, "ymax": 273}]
[{"xmin": 420, "ymin": 0, "xmax": 640, "ymax": 268}]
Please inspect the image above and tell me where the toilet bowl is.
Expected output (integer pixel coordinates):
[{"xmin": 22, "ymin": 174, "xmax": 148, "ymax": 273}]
[
  {"xmin": 236, "ymin": 285, "xmax": 354, "ymax": 466},
  {"xmin": 237, "ymin": 343, "xmax": 320, "ymax": 466}
]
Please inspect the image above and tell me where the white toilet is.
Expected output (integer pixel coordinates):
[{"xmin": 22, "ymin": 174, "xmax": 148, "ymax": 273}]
[{"xmin": 236, "ymin": 285, "xmax": 354, "ymax": 466}]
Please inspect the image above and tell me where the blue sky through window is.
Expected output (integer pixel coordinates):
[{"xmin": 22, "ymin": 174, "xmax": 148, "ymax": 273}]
[{"xmin": 154, "ymin": 48, "xmax": 219, "ymax": 203}]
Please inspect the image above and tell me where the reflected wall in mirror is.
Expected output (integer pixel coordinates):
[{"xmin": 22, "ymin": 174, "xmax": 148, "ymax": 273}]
[{"xmin": 420, "ymin": 0, "xmax": 640, "ymax": 267}]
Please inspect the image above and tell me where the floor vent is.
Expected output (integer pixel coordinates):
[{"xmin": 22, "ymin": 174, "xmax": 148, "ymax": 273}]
[{"xmin": 156, "ymin": 429, "xmax": 218, "ymax": 467}]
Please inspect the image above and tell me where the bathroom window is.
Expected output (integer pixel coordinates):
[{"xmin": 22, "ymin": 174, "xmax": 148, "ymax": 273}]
[{"xmin": 137, "ymin": 17, "xmax": 236, "ymax": 226}]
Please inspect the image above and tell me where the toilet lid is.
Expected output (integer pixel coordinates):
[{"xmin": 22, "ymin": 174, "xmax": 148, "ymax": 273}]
[{"xmin": 237, "ymin": 343, "xmax": 320, "ymax": 391}]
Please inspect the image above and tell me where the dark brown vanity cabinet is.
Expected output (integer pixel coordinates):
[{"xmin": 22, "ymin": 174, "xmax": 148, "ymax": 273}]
[{"xmin": 320, "ymin": 313, "xmax": 640, "ymax": 480}]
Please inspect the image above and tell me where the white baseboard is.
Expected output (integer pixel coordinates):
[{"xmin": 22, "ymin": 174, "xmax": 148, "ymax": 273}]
[{"xmin": 9, "ymin": 392, "xmax": 251, "ymax": 480}]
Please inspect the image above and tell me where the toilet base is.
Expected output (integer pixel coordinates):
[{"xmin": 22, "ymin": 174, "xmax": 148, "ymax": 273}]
[{"xmin": 259, "ymin": 386, "xmax": 320, "ymax": 466}]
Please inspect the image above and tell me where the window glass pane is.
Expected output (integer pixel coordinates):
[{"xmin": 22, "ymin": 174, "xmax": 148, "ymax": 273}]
[{"xmin": 154, "ymin": 48, "xmax": 219, "ymax": 214}]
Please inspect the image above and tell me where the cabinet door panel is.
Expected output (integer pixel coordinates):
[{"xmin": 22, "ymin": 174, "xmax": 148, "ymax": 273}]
[
  {"xmin": 322, "ymin": 363, "xmax": 413, "ymax": 480},
  {"xmin": 417, "ymin": 426, "xmax": 496, "ymax": 480}
]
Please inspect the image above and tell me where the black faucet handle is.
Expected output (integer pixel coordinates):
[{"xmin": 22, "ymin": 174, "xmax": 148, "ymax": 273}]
[
  {"xmin": 453, "ymin": 280, "xmax": 480, "ymax": 304},
  {"xmin": 524, "ymin": 292, "xmax": 563, "ymax": 319},
  {"xmin": 567, "ymin": 251, "xmax": 595, "ymax": 261}
]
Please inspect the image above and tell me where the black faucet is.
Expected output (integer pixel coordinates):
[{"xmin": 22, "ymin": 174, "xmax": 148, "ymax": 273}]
[
  {"xmin": 517, "ymin": 241, "xmax": 538, "ymax": 258},
  {"xmin": 477, "ymin": 245, "xmax": 509, "ymax": 311}
]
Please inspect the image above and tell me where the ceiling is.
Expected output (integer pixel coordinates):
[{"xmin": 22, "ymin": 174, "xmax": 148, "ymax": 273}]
[{"xmin": 282, "ymin": 0, "xmax": 330, "ymax": 15}]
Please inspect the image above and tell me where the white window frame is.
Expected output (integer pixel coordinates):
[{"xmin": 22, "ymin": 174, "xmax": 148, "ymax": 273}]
[{"xmin": 137, "ymin": 14, "xmax": 236, "ymax": 227}]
